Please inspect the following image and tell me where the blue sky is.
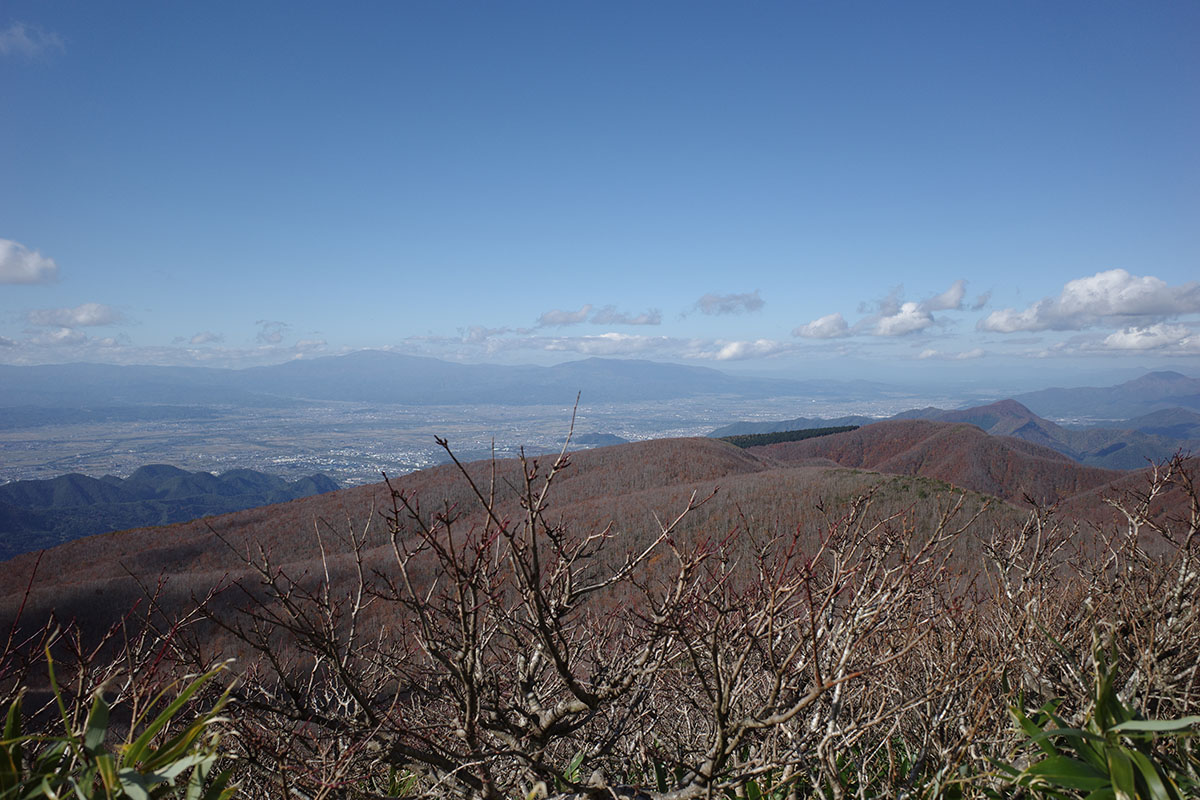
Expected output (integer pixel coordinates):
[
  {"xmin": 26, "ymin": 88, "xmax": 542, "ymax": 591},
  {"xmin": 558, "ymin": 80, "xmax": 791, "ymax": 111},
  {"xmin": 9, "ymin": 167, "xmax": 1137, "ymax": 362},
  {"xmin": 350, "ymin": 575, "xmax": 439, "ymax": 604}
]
[{"xmin": 2, "ymin": 2, "xmax": 1198, "ymax": 384}]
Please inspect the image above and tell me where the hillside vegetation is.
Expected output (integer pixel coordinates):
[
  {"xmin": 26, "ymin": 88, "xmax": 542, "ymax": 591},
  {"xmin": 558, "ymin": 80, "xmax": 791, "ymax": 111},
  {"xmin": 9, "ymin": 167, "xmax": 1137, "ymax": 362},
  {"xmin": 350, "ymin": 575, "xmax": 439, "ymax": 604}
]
[
  {"xmin": 1, "ymin": 424, "xmax": 1197, "ymax": 799},
  {"xmin": 718, "ymin": 425, "xmax": 859, "ymax": 448}
]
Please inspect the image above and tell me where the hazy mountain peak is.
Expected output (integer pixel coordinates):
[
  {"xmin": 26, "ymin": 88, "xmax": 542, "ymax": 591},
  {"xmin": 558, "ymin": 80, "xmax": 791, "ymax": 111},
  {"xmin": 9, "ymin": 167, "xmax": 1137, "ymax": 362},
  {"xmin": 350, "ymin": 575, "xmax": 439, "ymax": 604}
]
[
  {"xmin": 126, "ymin": 464, "xmax": 193, "ymax": 482},
  {"xmin": 979, "ymin": 398, "xmax": 1037, "ymax": 416}
]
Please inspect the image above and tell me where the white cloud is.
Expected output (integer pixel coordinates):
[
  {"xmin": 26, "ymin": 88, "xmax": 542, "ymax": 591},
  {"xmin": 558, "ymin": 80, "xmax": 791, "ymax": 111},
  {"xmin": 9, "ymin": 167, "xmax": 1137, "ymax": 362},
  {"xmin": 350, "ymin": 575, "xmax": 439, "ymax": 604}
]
[
  {"xmin": 921, "ymin": 279, "xmax": 966, "ymax": 311},
  {"xmin": 979, "ymin": 270, "xmax": 1200, "ymax": 333},
  {"xmin": 256, "ymin": 320, "xmax": 289, "ymax": 344},
  {"xmin": 543, "ymin": 332, "xmax": 674, "ymax": 356},
  {"xmin": 875, "ymin": 302, "xmax": 933, "ymax": 336},
  {"xmin": 34, "ymin": 327, "xmax": 89, "ymax": 346},
  {"xmin": 917, "ymin": 347, "xmax": 985, "ymax": 361},
  {"xmin": 534, "ymin": 304, "xmax": 661, "ymax": 327},
  {"xmin": 0, "ymin": 239, "xmax": 59, "ymax": 284},
  {"xmin": 793, "ymin": 312, "xmax": 850, "ymax": 339},
  {"xmin": 537, "ymin": 304, "xmax": 593, "ymax": 327},
  {"xmin": 1101, "ymin": 324, "xmax": 1197, "ymax": 352},
  {"xmin": 27, "ymin": 302, "xmax": 124, "ymax": 327},
  {"xmin": 0, "ymin": 336, "xmax": 15, "ymax": 347},
  {"xmin": 694, "ymin": 339, "xmax": 790, "ymax": 361},
  {"xmin": 799, "ymin": 281, "xmax": 966, "ymax": 340},
  {"xmin": 971, "ymin": 291, "xmax": 992, "ymax": 311},
  {"xmin": 461, "ymin": 325, "xmax": 515, "ymax": 343},
  {"xmin": 590, "ymin": 305, "xmax": 662, "ymax": 325},
  {"xmin": 0, "ymin": 22, "xmax": 65, "ymax": 59},
  {"xmin": 978, "ymin": 303, "xmax": 1047, "ymax": 333},
  {"xmin": 695, "ymin": 290, "xmax": 765, "ymax": 315},
  {"xmin": 189, "ymin": 331, "xmax": 223, "ymax": 345},
  {"xmin": 293, "ymin": 338, "xmax": 326, "ymax": 353},
  {"xmin": 0, "ymin": 332, "xmax": 339, "ymax": 367}
]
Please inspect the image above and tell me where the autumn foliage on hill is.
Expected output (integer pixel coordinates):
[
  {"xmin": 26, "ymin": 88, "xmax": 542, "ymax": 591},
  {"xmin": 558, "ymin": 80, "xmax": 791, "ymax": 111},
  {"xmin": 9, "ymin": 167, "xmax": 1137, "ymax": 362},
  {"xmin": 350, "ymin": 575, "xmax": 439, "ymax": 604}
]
[
  {"xmin": 750, "ymin": 419, "xmax": 1124, "ymax": 505},
  {"xmin": 1, "ymin": 421, "xmax": 1198, "ymax": 798}
]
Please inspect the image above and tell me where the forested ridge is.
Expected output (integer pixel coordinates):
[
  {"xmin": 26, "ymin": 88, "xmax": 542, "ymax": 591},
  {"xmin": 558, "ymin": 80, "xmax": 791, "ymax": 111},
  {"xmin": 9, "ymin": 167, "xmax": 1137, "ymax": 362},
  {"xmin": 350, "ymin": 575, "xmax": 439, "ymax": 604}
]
[{"xmin": 719, "ymin": 425, "xmax": 859, "ymax": 448}]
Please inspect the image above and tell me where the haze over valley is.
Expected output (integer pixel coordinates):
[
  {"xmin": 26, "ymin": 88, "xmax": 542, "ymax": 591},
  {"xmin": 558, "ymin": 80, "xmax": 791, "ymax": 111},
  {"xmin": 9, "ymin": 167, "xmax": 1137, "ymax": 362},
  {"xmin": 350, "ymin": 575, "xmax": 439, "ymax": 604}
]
[{"xmin": 0, "ymin": 353, "xmax": 971, "ymax": 486}]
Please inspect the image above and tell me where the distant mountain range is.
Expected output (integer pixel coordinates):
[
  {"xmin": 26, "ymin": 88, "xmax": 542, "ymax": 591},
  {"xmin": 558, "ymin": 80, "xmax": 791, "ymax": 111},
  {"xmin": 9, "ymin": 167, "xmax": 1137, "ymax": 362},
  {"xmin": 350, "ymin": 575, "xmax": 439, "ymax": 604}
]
[
  {"xmin": 0, "ymin": 352, "xmax": 899, "ymax": 410},
  {"xmin": 711, "ymin": 372, "xmax": 1200, "ymax": 471},
  {"xmin": 1013, "ymin": 370, "xmax": 1200, "ymax": 420},
  {"xmin": 0, "ymin": 465, "xmax": 338, "ymax": 560}
]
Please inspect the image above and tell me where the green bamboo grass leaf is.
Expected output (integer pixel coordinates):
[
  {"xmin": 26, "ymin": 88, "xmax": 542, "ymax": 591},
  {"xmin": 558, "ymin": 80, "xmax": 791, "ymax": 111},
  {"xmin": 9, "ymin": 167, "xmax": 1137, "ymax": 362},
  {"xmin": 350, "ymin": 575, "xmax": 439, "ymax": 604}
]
[
  {"xmin": 1026, "ymin": 728, "xmax": 1109, "ymax": 747},
  {"xmin": 183, "ymin": 758, "xmax": 221, "ymax": 800},
  {"xmin": 3, "ymin": 696, "xmax": 20, "ymax": 740},
  {"xmin": 153, "ymin": 752, "xmax": 211, "ymax": 784},
  {"xmin": 1112, "ymin": 717, "xmax": 1200, "ymax": 734},
  {"xmin": 1107, "ymin": 746, "xmax": 1135, "ymax": 800},
  {"xmin": 115, "ymin": 769, "xmax": 154, "ymax": 800},
  {"xmin": 43, "ymin": 653, "xmax": 74, "ymax": 756},
  {"xmin": 1083, "ymin": 788, "xmax": 1117, "ymax": 800},
  {"xmin": 82, "ymin": 696, "xmax": 108, "ymax": 756},
  {"xmin": 653, "ymin": 759, "xmax": 668, "ymax": 793},
  {"xmin": 557, "ymin": 750, "xmax": 585, "ymax": 790},
  {"xmin": 1011, "ymin": 707, "xmax": 1058, "ymax": 757},
  {"xmin": 123, "ymin": 668, "xmax": 222, "ymax": 768},
  {"xmin": 139, "ymin": 726, "xmax": 211, "ymax": 772},
  {"xmin": 1072, "ymin": 738, "xmax": 1110, "ymax": 775},
  {"xmin": 2, "ymin": 698, "xmax": 23, "ymax": 793},
  {"xmin": 986, "ymin": 756, "xmax": 1022, "ymax": 778},
  {"xmin": 1127, "ymin": 748, "xmax": 1176, "ymax": 800},
  {"xmin": 1020, "ymin": 755, "xmax": 1110, "ymax": 791},
  {"xmin": 94, "ymin": 753, "xmax": 117, "ymax": 793},
  {"xmin": 187, "ymin": 767, "xmax": 234, "ymax": 800}
]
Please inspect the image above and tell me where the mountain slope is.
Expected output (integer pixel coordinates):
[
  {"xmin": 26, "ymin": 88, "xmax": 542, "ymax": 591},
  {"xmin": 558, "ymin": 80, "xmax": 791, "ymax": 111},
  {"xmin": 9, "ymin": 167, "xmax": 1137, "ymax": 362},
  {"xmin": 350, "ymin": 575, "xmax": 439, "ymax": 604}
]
[
  {"xmin": 1100, "ymin": 407, "xmax": 1200, "ymax": 440},
  {"xmin": 715, "ymin": 396, "xmax": 1197, "ymax": 471},
  {"xmin": 909, "ymin": 400, "xmax": 1196, "ymax": 470},
  {"xmin": 0, "ymin": 436, "xmax": 1022, "ymax": 643},
  {"xmin": 2, "ymin": 426, "xmax": 1183, "ymax": 647},
  {"xmin": 748, "ymin": 420, "xmax": 1122, "ymax": 504},
  {"xmin": 0, "ymin": 466, "xmax": 338, "ymax": 559},
  {"xmin": 710, "ymin": 414, "xmax": 877, "ymax": 437},
  {"xmin": 1014, "ymin": 370, "xmax": 1200, "ymax": 420}
]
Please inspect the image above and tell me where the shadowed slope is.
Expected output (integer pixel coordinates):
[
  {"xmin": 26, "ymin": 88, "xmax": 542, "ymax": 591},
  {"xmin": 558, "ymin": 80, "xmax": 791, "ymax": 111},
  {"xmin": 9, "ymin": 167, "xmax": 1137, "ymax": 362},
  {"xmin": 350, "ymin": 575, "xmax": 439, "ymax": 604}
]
[
  {"xmin": 0, "ymin": 438, "xmax": 769, "ymax": 596},
  {"xmin": 0, "ymin": 466, "xmax": 339, "ymax": 560},
  {"xmin": 0, "ymin": 434, "xmax": 1029, "ymax": 644}
]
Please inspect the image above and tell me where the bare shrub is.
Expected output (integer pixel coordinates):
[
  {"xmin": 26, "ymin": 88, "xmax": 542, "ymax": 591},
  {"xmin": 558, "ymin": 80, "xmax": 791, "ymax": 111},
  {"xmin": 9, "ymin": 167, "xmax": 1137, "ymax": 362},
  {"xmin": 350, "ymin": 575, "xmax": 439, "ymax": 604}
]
[{"xmin": 199, "ymin": 425, "xmax": 1051, "ymax": 799}]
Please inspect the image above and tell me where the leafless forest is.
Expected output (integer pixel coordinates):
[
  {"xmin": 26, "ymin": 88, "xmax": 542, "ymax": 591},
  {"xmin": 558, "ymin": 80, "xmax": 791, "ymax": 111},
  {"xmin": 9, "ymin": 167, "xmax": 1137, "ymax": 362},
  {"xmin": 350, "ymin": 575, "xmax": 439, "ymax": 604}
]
[{"xmin": 2, "ymin": 426, "xmax": 1197, "ymax": 798}]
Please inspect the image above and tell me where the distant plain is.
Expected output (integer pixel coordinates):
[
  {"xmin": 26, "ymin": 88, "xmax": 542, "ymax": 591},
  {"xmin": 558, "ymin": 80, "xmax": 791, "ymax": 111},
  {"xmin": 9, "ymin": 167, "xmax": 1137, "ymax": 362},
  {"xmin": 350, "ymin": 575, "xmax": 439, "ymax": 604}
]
[{"xmin": 0, "ymin": 393, "xmax": 963, "ymax": 486}]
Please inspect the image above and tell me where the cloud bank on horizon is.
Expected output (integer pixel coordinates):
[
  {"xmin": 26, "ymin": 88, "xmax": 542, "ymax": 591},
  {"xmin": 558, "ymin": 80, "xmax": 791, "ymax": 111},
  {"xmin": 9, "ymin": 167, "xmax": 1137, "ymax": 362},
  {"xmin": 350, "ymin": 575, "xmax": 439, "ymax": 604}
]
[
  {"xmin": 1, "ymin": 4, "xmax": 1197, "ymax": 375},
  {"xmin": 6, "ymin": 249, "xmax": 1197, "ymax": 368}
]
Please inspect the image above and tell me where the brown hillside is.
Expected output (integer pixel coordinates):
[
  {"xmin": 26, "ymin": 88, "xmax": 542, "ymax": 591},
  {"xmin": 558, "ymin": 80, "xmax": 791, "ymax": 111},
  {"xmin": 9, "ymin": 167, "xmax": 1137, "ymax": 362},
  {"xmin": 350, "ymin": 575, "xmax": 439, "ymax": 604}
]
[
  {"xmin": 931, "ymin": 399, "xmax": 1068, "ymax": 448},
  {"xmin": 0, "ymin": 436, "xmax": 1022, "ymax": 638},
  {"xmin": 0, "ymin": 437, "xmax": 770, "ymax": 597},
  {"xmin": 10, "ymin": 428, "xmax": 1188, "ymax": 648},
  {"xmin": 1055, "ymin": 454, "xmax": 1200, "ymax": 531},
  {"xmin": 750, "ymin": 419, "xmax": 1122, "ymax": 505}
]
